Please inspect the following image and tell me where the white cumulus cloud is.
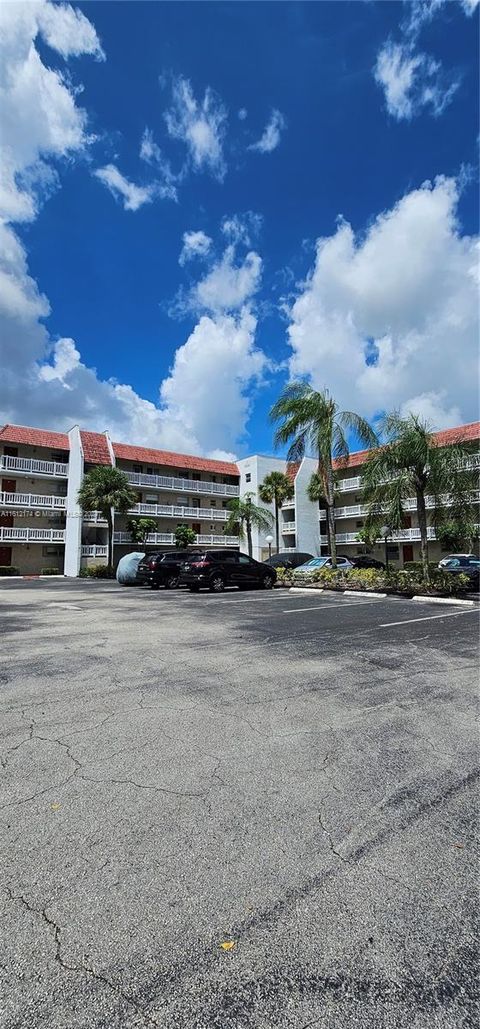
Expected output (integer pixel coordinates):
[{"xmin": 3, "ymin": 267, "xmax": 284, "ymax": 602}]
[
  {"xmin": 179, "ymin": 230, "xmax": 212, "ymax": 266},
  {"xmin": 0, "ymin": 0, "xmax": 102, "ymax": 222},
  {"xmin": 374, "ymin": 41, "xmax": 458, "ymax": 120},
  {"xmin": 164, "ymin": 76, "xmax": 227, "ymax": 181},
  {"xmin": 286, "ymin": 176, "xmax": 479, "ymax": 430},
  {"xmin": 192, "ymin": 246, "xmax": 262, "ymax": 314},
  {"xmin": 94, "ymin": 164, "xmax": 157, "ymax": 211},
  {"xmin": 248, "ymin": 109, "xmax": 286, "ymax": 154}
]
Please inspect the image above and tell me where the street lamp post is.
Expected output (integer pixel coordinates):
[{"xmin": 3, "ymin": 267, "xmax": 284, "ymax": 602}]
[
  {"xmin": 380, "ymin": 525, "xmax": 391, "ymax": 570},
  {"xmin": 265, "ymin": 534, "xmax": 273, "ymax": 560}
]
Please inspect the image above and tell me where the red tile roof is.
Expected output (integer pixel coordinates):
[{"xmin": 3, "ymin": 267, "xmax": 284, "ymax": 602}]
[
  {"xmin": 0, "ymin": 424, "xmax": 69, "ymax": 450},
  {"xmin": 286, "ymin": 461, "xmax": 301, "ymax": 483},
  {"xmin": 112, "ymin": 441, "xmax": 238, "ymax": 476},
  {"xmin": 80, "ymin": 431, "xmax": 111, "ymax": 466},
  {"xmin": 333, "ymin": 421, "xmax": 480, "ymax": 471}
]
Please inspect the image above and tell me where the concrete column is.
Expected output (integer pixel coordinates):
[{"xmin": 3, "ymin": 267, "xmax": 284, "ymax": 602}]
[{"xmin": 64, "ymin": 425, "xmax": 84, "ymax": 577}]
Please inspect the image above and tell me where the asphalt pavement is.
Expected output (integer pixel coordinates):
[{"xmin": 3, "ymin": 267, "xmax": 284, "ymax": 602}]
[{"xmin": 1, "ymin": 579, "xmax": 479, "ymax": 1029}]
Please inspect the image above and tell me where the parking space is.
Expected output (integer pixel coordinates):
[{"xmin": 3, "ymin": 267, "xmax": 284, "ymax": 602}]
[{"xmin": 1, "ymin": 579, "xmax": 479, "ymax": 1029}]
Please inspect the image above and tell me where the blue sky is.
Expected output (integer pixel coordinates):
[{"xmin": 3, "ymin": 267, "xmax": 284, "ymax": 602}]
[{"xmin": 1, "ymin": 0, "xmax": 478, "ymax": 459}]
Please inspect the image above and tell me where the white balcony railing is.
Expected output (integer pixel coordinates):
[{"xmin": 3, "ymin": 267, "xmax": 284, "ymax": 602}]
[
  {"xmin": 336, "ymin": 527, "xmax": 438, "ymax": 545},
  {"xmin": 113, "ymin": 532, "xmax": 239, "ymax": 547},
  {"xmin": 125, "ymin": 470, "xmax": 239, "ymax": 497},
  {"xmin": 331, "ymin": 490, "xmax": 480, "ymax": 521},
  {"xmin": 0, "ymin": 527, "xmax": 65, "ymax": 543},
  {"xmin": 0, "ymin": 455, "xmax": 68, "ymax": 478},
  {"xmin": 336, "ymin": 455, "xmax": 480, "ymax": 494},
  {"xmin": 282, "ymin": 523, "xmax": 296, "ymax": 534},
  {"xmin": 81, "ymin": 545, "xmax": 108, "ymax": 558},
  {"xmin": 126, "ymin": 503, "xmax": 230, "ymax": 522},
  {"xmin": 0, "ymin": 491, "xmax": 66, "ymax": 510}
]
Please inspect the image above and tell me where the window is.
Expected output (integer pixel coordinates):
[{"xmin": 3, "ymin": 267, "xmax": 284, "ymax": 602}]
[
  {"xmin": 133, "ymin": 464, "xmax": 143, "ymax": 473},
  {"xmin": 221, "ymin": 553, "xmax": 238, "ymax": 564},
  {"xmin": 239, "ymin": 554, "xmax": 253, "ymax": 565},
  {"xmin": 356, "ymin": 520, "xmax": 364, "ymax": 528},
  {"xmin": 193, "ymin": 499, "xmax": 200, "ymax": 508},
  {"xmin": 245, "ymin": 473, "xmax": 251, "ymax": 483},
  {"xmin": 222, "ymin": 501, "xmax": 227, "ymax": 509},
  {"xmin": 211, "ymin": 475, "xmax": 217, "ymax": 482},
  {"xmin": 147, "ymin": 467, "xmax": 154, "ymax": 475},
  {"xmin": 211, "ymin": 499, "xmax": 216, "ymax": 506},
  {"xmin": 192, "ymin": 473, "xmax": 200, "ymax": 481}
]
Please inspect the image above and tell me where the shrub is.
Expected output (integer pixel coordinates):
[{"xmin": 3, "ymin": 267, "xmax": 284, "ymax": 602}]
[
  {"xmin": 41, "ymin": 567, "xmax": 60, "ymax": 575},
  {"xmin": 403, "ymin": 561, "xmax": 439, "ymax": 575},
  {"xmin": 345, "ymin": 567, "xmax": 385, "ymax": 590},
  {"xmin": 0, "ymin": 566, "xmax": 19, "ymax": 576},
  {"xmin": 311, "ymin": 568, "xmax": 345, "ymax": 587},
  {"xmin": 79, "ymin": 564, "xmax": 115, "ymax": 579},
  {"xmin": 275, "ymin": 566, "xmax": 295, "ymax": 586}
]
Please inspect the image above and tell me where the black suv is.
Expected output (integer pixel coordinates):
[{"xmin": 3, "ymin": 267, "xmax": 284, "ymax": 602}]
[
  {"xmin": 136, "ymin": 551, "xmax": 193, "ymax": 589},
  {"xmin": 180, "ymin": 550, "xmax": 277, "ymax": 592}
]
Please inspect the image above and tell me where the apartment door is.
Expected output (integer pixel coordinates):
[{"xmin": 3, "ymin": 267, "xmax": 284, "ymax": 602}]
[
  {"xmin": 191, "ymin": 522, "xmax": 201, "ymax": 535},
  {"xmin": 2, "ymin": 479, "xmax": 16, "ymax": 494},
  {"xmin": 0, "ymin": 547, "xmax": 12, "ymax": 566},
  {"xmin": 403, "ymin": 544, "xmax": 414, "ymax": 563}
]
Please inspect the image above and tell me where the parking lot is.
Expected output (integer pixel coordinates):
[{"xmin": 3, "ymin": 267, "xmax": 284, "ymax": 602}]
[{"xmin": 1, "ymin": 579, "xmax": 479, "ymax": 1029}]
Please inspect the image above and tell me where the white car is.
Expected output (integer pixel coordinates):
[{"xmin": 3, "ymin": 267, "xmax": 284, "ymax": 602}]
[{"xmin": 294, "ymin": 556, "xmax": 353, "ymax": 577}]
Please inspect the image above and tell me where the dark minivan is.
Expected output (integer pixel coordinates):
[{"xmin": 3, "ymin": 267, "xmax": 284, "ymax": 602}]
[
  {"xmin": 136, "ymin": 551, "xmax": 193, "ymax": 589},
  {"xmin": 180, "ymin": 550, "xmax": 276, "ymax": 592}
]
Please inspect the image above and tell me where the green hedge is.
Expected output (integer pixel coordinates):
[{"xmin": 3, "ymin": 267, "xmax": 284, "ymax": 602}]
[
  {"xmin": 79, "ymin": 564, "xmax": 115, "ymax": 579},
  {"xmin": 41, "ymin": 567, "xmax": 61, "ymax": 575},
  {"xmin": 0, "ymin": 566, "xmax": 19, "ymax": 576},
  {"xmin": 297, "ymin": 565, "xmax": 472, "ymax": 596}
]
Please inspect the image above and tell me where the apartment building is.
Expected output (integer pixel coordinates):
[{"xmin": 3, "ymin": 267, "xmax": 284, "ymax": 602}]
[
  {"xmin": 240, "ymin": 421, "xmax": 480, "ymax": 565},
  {"xmin": 0, "ymin": 420, "xmax": 478, "ymax": 575},
  {"xmin": 0, "ymin": 425, "xmax": 240, "ymax": 576}
]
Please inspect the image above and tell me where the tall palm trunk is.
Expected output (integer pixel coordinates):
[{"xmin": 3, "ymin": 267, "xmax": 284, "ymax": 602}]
[
  {"xmin": 274, "ymin": 497, "xmax": 280, "ymax": 554},
  {"xmin": 325, "ymin": 461, "xmax": 337, "ymax": 567},
  {"xmin": 416, "ymin": 487, "xmax": 429, "ymax": 582},
  {"xmin": 106, "ymin": 508, "xmax": 114, "ymax": 570},
  {"xmin": 246, "ymin": 516, "xmax": 253, "ymax": 557}
]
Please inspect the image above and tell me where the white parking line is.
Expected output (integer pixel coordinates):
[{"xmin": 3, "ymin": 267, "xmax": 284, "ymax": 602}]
[
  {"xmin": 379, "ymin": 610, "xmax": 478, "ymax": 628},
  {"xmin": 283, "ymin": 599, "xmax": 383, "ymax": 614},
  {"xmin": 199, "ymin": 593, "xmax": 291, "ymax": 606}
]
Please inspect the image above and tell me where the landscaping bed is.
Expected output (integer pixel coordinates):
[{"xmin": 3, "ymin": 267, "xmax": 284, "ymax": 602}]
[{"xmin": 274, "ymin": 564, "xmax": 475, "ymax": 600}]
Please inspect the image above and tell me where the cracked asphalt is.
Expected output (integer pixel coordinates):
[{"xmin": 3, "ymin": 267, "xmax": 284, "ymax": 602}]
[{"xmin": 1, "ymin": 579, "xmax": 479, "ymax": 1029}]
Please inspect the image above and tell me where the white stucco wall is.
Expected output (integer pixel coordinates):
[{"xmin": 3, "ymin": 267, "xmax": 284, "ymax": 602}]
[{"xmin": 64, "ymin": 426, "xmax": 84, "ymax": 577}]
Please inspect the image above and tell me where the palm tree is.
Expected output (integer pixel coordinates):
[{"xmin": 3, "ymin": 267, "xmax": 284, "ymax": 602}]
[
  {"xmin": 258, "ymin": 471, "xmax": 294, "ymax": 555},
  {"xmin": 362, "ymin": 412, "xmax": 478, "ymax": 581},
  {"xmin": 225, "ymin": 493, "xmax": 273, "ymax": 557},
  {"xmin": 78, "ymin": 466, "xmax": 138, "ymax": 570},
  {"xmin": 270, "ymin": 382, "xmax": 378, "ymax": 567}
]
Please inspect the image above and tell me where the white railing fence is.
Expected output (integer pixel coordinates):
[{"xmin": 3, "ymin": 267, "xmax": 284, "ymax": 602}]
[
  {"xmin": 0, "ymin": 527, "xmax": 65, "ymax": 542},
  {"xmin": 0, "ymin": 456, "xmax": 68, "ymax": 478},
  {"xmin": 0, "ymin": 491, "xmax": 66, "ymax": 509},
  {"xmin": 113, "ymin": 531, "xmax": 239, "ymax": 547},
  {"xmin": 125, "ymin": 470, "xmax": 239, "ymax": 497}
]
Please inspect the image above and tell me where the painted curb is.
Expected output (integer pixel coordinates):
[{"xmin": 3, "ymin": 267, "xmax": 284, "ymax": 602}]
[
  {"xmin": 0, "ymin": 575, "xmax": 65, "ymax": 582},
  {"xmin": 411, "ymin": 595, "xmax": 475, "ymax": 607},
  {"xmin": 344, "ymin": 590, "xmax": 387, "ymax": 599},
  {"xmin": 289, "ymin": 587, "xmax": 324, "ymax": 595}
]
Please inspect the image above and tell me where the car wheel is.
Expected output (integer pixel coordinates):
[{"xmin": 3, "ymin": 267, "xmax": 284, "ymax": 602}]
[
  {"xmin": 165, "ymin": 575, "xmax": 179, "ymax": 590},
  {"xmin": 209, "ymin": 575, "xmax": 225, "ymax": 593},
  {"xmin": 189, "ymin": 585, "xmax": 200, "ymax": 593},
  {"xmin": 262, "ymin": 575, "xmax": 274, "ymax": 590}
]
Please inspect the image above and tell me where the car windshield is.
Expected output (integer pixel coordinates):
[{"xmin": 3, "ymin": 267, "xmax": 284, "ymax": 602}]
[{"xmin": 299, "ymin": 558, "xmax": 326, "ymax": 569}]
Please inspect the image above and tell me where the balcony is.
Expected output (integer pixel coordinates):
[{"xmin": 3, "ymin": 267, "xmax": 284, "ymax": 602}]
[
  {"xmin": 332, "ymin": 490, "xmax": 480, "ymax": 521},
  {"xmin": 336, "ymin": 455, "xmax": 480, "ymax": 495},
  {"xmin": 125, "ymin": 470, "xmax": 239, "ymax": 497},
  {"xmin": 0, "ymin": 527, "xmax": 65, "ymax": 543},
  {"xmin": 335, "ymin": 527, "xmax": 438, "ymax": 545},
  {"xmin": 0, "ymin": 491, "xmax": 66, "ymax": 510},
  {"xmin": 113, "ymin": 532, "xmax": 239, "ymax": 546},
  {"xmin": 81, "ymin": 545, "xmax": 107, "ymax": 558},
  {"xmin": 282, "ymin": 522, "xmax": 296, "ymax": 534},
  {"xmin": 0, "ymin": 455, "xmax": 68, "ymax": 478},
  {"xmin": 126, "ymin": 503, "xmax": 230, "ymax": 522}
]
